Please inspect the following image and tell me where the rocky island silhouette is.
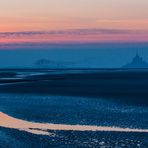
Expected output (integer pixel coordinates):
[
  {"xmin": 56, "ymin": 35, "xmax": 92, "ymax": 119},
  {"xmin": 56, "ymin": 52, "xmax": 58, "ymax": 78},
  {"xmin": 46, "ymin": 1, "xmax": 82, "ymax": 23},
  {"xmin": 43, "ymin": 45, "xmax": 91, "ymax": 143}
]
[{"xmin": 122, "ymin": 53, "xmax": 148, "ymax": 68}]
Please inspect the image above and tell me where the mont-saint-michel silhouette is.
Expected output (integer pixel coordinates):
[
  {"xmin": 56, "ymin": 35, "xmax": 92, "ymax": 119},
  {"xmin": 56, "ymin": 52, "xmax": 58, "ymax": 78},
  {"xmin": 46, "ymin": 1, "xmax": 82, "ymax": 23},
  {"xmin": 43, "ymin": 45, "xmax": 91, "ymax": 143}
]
[
  {"xmin": 122, "ymin": 53, "xmax": 148, "ymax": 68},
  {"xmin": 35, "ymin": 53, "xmax": 148, "ymax": 69}
]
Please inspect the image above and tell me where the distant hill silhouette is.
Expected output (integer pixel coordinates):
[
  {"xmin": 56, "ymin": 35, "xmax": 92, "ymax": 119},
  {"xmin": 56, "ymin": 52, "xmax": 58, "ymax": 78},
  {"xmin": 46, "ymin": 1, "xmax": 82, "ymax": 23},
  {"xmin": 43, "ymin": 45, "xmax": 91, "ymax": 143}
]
[
  {"xmin": 35, "ymin": 59, "xmax": 62, "ymax": 68},
  {"xmin": 35, "ymin": 59, "xmax": 78, "ymax": 68},
  {"xmin": 122, "ymin": 54, "xmax": 148, "ymax": 68}
]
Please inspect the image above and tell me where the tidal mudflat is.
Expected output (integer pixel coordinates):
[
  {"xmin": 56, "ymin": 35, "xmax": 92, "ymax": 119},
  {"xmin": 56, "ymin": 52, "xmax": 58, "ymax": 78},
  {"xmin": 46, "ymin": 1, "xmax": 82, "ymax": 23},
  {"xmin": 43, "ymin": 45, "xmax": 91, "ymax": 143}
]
[{"xmin": 0, "ymin": 69, "xmax": 148, "ymax": 147}]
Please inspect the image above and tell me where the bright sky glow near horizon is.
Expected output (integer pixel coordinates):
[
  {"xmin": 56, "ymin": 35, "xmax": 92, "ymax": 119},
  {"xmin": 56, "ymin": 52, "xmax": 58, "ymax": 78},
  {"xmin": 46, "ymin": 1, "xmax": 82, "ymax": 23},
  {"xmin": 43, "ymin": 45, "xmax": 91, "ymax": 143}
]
[{"xmin": 0, "ymin": 0, "xmax": 148, "ymax": 45}]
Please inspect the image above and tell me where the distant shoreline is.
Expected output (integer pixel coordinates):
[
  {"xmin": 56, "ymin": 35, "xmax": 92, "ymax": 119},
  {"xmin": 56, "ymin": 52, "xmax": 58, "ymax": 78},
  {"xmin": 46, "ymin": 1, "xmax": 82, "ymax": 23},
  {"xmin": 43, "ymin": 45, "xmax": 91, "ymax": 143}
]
[{"xmin": 1, "ymin": 68, "xmax": 148, "ymax": 70}]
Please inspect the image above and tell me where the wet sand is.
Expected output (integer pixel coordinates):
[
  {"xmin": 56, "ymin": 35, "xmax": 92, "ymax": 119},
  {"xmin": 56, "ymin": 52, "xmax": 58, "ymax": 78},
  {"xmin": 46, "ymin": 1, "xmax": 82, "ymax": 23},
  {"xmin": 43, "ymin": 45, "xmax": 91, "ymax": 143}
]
[
  {"xmin": 0, "ymin": 69, "xmax": 148, "ymax": 147},
  {"xmin": 0, "ymin": 69, "xmax": 148, "ymax": 104}
]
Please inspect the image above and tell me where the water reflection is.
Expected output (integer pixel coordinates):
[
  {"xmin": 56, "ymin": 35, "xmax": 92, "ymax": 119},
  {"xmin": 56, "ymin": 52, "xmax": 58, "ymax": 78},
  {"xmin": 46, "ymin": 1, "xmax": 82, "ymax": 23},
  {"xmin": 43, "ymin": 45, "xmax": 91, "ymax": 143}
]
[{"xmin": 0, "ymin": 112, "xmax": 148, "ymax": 136}]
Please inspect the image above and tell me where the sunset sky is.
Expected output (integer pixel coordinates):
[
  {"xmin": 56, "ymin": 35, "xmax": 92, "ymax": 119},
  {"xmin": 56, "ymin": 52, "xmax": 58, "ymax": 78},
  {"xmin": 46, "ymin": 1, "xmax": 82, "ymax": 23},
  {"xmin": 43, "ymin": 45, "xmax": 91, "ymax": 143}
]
[
  {"xmin": 1, "ymin": 0, "xmax": 148, "ymax": 68},
  {"xmin": 1, "ymin": 0, "xmax": 148, "ymax": 45}
]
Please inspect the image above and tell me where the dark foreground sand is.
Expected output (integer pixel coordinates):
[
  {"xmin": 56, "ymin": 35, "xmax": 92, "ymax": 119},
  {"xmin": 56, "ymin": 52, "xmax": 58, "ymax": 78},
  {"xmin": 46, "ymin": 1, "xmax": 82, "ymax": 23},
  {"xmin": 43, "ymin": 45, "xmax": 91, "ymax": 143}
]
[{"xmin": 0, "ymin": 69, "xmax": 148, "ymax": 104}]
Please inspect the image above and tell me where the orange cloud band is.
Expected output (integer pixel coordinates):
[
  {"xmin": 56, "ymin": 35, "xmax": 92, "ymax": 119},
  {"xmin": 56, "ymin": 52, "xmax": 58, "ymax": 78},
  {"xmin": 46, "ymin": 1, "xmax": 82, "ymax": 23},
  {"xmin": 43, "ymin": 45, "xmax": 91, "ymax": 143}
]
[{"xmin": 0, "ymin": 29, "xmax": 148, "ymax": 45}]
